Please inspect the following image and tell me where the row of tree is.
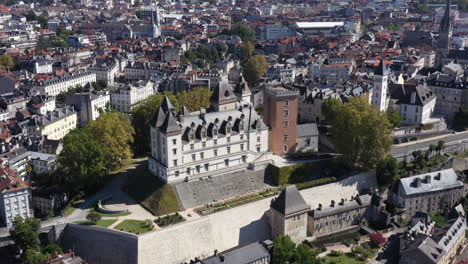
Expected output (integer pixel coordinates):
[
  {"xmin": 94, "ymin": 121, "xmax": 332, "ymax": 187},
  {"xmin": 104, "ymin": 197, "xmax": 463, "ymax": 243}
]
[
  {"xmin": 58, "ymin": 112, "xmax": 134, "ymax": 194},
  {"xmin": 131, "ymin": 87, "xmax": 213, "ymax": 154},
  {"xmin": 180, "ymin": 43, "xmax": 227, "ymax": 68}
]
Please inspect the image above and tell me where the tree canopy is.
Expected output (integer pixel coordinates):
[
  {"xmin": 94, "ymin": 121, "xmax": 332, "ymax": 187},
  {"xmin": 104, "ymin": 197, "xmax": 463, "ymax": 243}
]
[
  {"xmin": 10, "ymin": 217, "xmax": 41, "ymax": 252},
  {"xmin": 386, "ymin": 108, "xmax": 403, "ymax": 128},
  {"xmin": 243, "ymin": 55, "xmax": 267, "ymax": 86},
  {"xmin": 0, "ymin": 54, "xmax": 15, "ymax": 69},
  {"xmin": 59, "ymin": 112, "xmax": 134, "ymax": 194},
  {"xmin": 322, "ymin": 96, "xmax": 392, "ymax": 169},
  {"xmin": 221, "ymin": 24, "xmax": 256, "ymax": 42},
  {"xmin": 131, "ymin": 88, "xmax": 213, "ymax": 155},
  {"xmin": 181, "ymin": 43, "xmax": 226, "ymax": 68},
  {"xmin": 272, "ymin": 235, "xmax": 319, "ymax": 264},
  {"xmin": 376, "ymin": 155, "xmax": 401, "ymax": 186}
]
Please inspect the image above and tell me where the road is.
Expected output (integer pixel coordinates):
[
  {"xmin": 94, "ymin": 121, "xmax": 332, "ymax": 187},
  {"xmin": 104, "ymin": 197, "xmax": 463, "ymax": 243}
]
[{"xmin": 391, "ymin": 130, "xmax": 468, "ymax": 156}]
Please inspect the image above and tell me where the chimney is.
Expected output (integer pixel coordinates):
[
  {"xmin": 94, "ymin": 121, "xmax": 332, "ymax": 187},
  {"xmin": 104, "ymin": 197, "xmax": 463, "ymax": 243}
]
[
  {"xmin": 219, "ymin": 255, "xmax": 225, "ymax": 262},
  {"xmin": 340, "ymin": 198, "xmax": 345, "ymax": 205},
  {"xmin": 425, "ymin": 175, "xmax": 431, "ymax": 184},
  {"xmin": 214, "ymin": 249, "xmax": 218, "ymax": 256},
  {"xmin": 331, "ymin": 200, "xmax": 335, "ymax": 207},
  {"xmin": 414, "ymin": 178, "xmax": 421, "ymax": 187},
  {"xmin": 318, "ymin": 203, "xmax": 322, "ymax": 210},
  {"xmin": 200, "ymin": 108, "xmax": 206, "ymax": 120},
  {"xmin": 411, "ymin": 91, "xmax": 416, "ymax": 104}
]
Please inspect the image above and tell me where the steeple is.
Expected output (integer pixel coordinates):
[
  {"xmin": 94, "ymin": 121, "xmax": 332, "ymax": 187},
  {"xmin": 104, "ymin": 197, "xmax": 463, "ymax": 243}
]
[
  {"xmin": 372, "ymin": 59, "xmax": 390, "ymax": 112},
  {"xmin": 374, "ymin": 59, "xmax": 389, "ymax": 76},
  {"xmin": 234, "ymin": 73, "xmax": 251, "ymax": 103},
  {"xmin": 440, "ymin": 0, "xmax": 452, "ymax": 33}
]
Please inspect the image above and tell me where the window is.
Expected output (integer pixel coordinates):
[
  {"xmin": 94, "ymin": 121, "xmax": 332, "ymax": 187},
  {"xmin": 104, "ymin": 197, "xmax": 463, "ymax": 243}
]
[
  {"xmin": 186, "ymin": 167, "xmax": 191, "ymax": 175},
  {"xmin": 284, "ymin": 100, "xmax": 289, "ymax": 106},
  {"xmin": 283, "ymin": 110, "xmax": 289, "ymax": 117},
  {"xmin": 175, "ymin": 171, "xmax": 179, "ymax": 177},
  {"xmin": 283, "ymin": 135, "xmax": 288, "ymax": 141},
  {"xmin": 256, "ymin": 145, "xmax": 261, "ymax": 152},
  {"xmin": 224, "ymin": 159, "xmax": 229, "ymax": 166},
  {"xmin": 283, "ymin": 144, "xmax": 289, "ymax": 153},
  {"xmin": 306, "ymin": 138, "xmax": 311, "ymax": 146},
  {"xmin": 205, "ymin": 163, "xmax": 209, "ymax": 171},
  {"xmin": 227, "ymin": 147, "xmax": 231, "ymax": 153},
  {"xmin": 172, "ymin": 148, "xmax": 177, "ymax": 155},
  {"xmin": 240, "ymin": 144, "xmax": 244, "ymax": 151},
  {"xmin": 257, "ymin": 136, "xmax": 261, "ymax": 142},
  {"xmin": 192, "ymin": 154, "xmax": 196, "ymax": 161},
  {"xmin": 214, "ymin": 139, "xmax": 218, "ymax": 145},
  {"xmin": 190, "ymin": 144, "xmax": 194, "ymax": 150},
  {"xmin": 283, "ymin": 121, "xmax": 289, "ymax": 127},
  {"xmin": 242, "ymin": 155, "xmax": 246, "ymax": 163},
  {"xmin": 415, "ymin": 107, "xmax": 418, "ymax": 113},
  {"xmin": 202, "ymin": 142, "xmax": 206, "ymax": 147},
  {"xmin": 172, "ymin": 139, "xmax": 177, "ymax": 145},
  {"xmin": 240, "ymin": 134, "xmax": 244, "ymax": 140},
  {"xmin": 200, "ymin": 152, "xmax": 204, "ymax": 159},
  {"xmin": 214, "ymin": 149, "xmax": 218, "ymax": 156},
  {"xmin": 227, "ymin": 137, "xmax": 231, "ymax": 143},
  {"xmin": 173, "ymin": 160, "xmax": 177, "ymax": 166},
  {"xmin": 196, "ymin": 165, "xmax": 200, "ymax": 173}
]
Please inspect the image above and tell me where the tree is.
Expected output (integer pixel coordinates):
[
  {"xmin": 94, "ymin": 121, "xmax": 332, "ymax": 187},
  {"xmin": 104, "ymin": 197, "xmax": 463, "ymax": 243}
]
[
  {"xmin": 42, "ymin": 244, "xmax": 63, "ymax": 255},
  {"xmin": 453, "ymin": 106, "xmax": 468, "ymax": 130},
  {"xmin": 322, "ymin": 96, "xmax": 392, "ymax": 169},
  {"xmin": 0, "ymin": 54, "xmax": 15, "ymax": 70},
  {"xmin": 24, "ymin": 249, "xmax": 48, "ymax": 264},
  {"xmin": 131, "ymin": 93, "xmax": 179, "ymax": 155},
  {"xmin": 59, "ymin": 129, "xmax": 109, "ymax": 193},
  {"xmin": 386, "ymin": 109, "xmax": 403, "ymax": 128},
  {"xmin": 241, "ymin": 41, "xmax": 254, "ymax": 63},
  {"xmin": 429, "ymin": 144, "xmax": 436, "ymax": 155},
  {"xmin": 176, "ymin": 87, "xmax": 213, "ymax": 112},
  {"xmin": 272, "ymin": 235, "xmax": 319, "ymax": 264},
  {"xmin": 86, "ymin": 212, "xmax": 102, "ymax": 223},
  {"xmin": 243, "ymin": 55, "xmax": 267, "ymax": 86},
  {"xmin": 386, "ymin": 23, "xmax": 400, "ymax": 31},
  {"xmin": 86, "ymin": 112, "xmax": 134, "ymax": 169},
  {"xmin": 436, "ymin": 140, "xmax": 445, "ymax": 155},
  {"xmin": 369, "ymin": 233, "xmax": 387, "ymax": 248},
  {"xmin": 10, "ymin": 217, "xmax": 41, "ymax": 252},
  {"xmin": 376, "ymin": 155, "xmax": 401, "ymax": 186},
  {"xmin": 222, "ymin": 23, "xmax": 256, "ymax": 42}
]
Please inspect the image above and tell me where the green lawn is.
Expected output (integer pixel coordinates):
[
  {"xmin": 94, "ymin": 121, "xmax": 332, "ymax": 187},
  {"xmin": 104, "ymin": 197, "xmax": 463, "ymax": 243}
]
[
  {"xmin": 114, "ymin": 220, "xmax": 153, "ymax": 234},
  {"xmin": 125, "ymin": 163, "xmax": 181, "ymax": 216},
  {"xmin": 321, "ymin": 249, "xmax": 379, "ymax": 264},
  {"xmin": 73, "ymin": 219, "xmax": 117, "ymax": 228}
]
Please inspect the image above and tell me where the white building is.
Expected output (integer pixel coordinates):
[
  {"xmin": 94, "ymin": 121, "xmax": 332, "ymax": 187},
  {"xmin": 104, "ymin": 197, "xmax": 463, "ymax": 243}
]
[
  {"xmin": 392, "ymin": 83, "xmax": 437, "ymax": 125},
  {"xmin": 111, "ymin": 80, "xmax": 155, "ymax": 112},
  {"xmin": 88, "ymin": 60, "xmax": 119, "ymax": 85},
  {"xmin": 34, "ymin": 71, "xmax": 96, "ymax": 96},
  {"xmin": 148, "ymin": 85, "xmax": 270, "ymax": 184},
  {"xmin": 33, "ymin": 59, "xmax": 53, "ymax": 74},
  {"xmin": 29, "ymin": 152, "xmax": 56, "ymax": 175},
  {"xmin": 263, "ymin": 23, "xmax": 295, "ymax": 40},
  {"xmin": 0, "ymin": 164, "xmax": 32, "ymax": 228},
  {"xmin": 65, "ymin": 90, "xmax": 111, "ymax": 125},
  {"xmin": 27, "ymin": 106, "xmax": 77, "ymax": 140},
  {"xmin": 265, "ymin": 64, "xmax": 296, "ymax": 82},
  {"xmin": 308, "ymin": 62, "xmax": 354, "ymax": 79}
]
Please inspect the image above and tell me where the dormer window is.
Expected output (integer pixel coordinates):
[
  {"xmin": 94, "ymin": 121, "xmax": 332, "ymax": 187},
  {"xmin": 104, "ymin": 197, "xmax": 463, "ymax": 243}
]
[
  {"xmin": 239, "ymin": 120, "xmax": 244, "ymax": 133},
  {"xmin": 256, "ymin": 121, "xmax": 261, "ymax": 132},
  {"xmin": 213, "ymin": 126, "xmax": 218, "ymax": 137},
  {"xmin": 189, "ymin": 131, "xmax": 195, "ymax": 142},
  {"xmin": 201, "ymin": 128, "xmax": 207, "ymax": 139},
  {"xmin": 226, "ymin": 124, "xmax": 231, "ymax": 135}
]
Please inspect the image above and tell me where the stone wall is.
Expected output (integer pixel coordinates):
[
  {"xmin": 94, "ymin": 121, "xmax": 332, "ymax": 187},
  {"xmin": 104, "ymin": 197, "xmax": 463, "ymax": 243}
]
[{"xmin": 60, "ymin": 224, "xmax": 138, "ymax": 264}]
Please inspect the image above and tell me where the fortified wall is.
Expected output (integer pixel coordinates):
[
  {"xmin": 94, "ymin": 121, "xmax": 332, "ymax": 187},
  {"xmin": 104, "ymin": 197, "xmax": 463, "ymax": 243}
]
[{"xmin": 60, "ymin": 172, "xmax": 376, "ymax": 264}]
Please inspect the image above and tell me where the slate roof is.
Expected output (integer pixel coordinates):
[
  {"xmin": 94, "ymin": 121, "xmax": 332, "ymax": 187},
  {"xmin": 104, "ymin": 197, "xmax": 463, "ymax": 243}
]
[
  {"xmin": 271, "ymin": 185, "xmax": 309, "ymax": 215},
  {"xmin": 211, "ymin": 79, "xmax": 237, "ymax": 105},
  {"xmin": 391, "ymin": 83, "xmax": 436, "ymax": 106},
  {"xmin": 312, "ymin": 194, "xmax": 371, "ymax": 219},
  {"xmin": 159, "ymin": 112, "xmax": 182, "ymax": 134},
  {"xmin": 400, "ymin": 234, "xmax": 442, "ymax": 264},
  {"xmin": 398, "ymin": 169, "xmax": 463, "ymax": 197},
  {"xmin": 202, "ymin": 241, "xmax": 270, "ymax": 264}
]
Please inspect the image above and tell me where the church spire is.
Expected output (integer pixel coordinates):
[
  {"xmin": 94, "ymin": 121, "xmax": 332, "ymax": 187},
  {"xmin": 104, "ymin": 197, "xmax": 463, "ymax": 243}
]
[{"xmin": 440, "ymin": 0, "xmax": 452, "ymax": 33}]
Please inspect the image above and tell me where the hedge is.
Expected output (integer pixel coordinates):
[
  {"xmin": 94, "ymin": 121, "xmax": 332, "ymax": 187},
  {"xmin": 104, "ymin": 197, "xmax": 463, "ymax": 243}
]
[
  {"xmin": 295, "ymin": 177, "xmax": 336, "ymax": 190},
  {"xmin": 268, "ymin": 162, "xmax": 324, "ymax": 185}
]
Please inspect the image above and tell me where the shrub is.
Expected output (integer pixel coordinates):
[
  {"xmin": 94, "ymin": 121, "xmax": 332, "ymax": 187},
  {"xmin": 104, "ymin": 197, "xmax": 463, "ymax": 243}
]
[
  {"xmin": 329, "ymin": 250, "xmax": 343, "ymax": 257},
  {"xmin": 369, "ymin": 233, "xmax": 387, "ymax": 248},
  {"xmin": 295, "ymin": 177, "xmax": 336, "ymax": 190},
  {"xmin": 268, "ymin": 162, "xmax": 324, "ymax": 185},
  {"xmin": 86, "ymin": 212, "xmax": 101, "ymax": 223}
]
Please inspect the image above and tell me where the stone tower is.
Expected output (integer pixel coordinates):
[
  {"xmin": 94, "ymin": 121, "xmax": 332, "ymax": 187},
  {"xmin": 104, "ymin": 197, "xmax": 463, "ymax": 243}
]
[
  {"xmin": 372, "ymin": 60, "xmax": 390, "ymax": 112},
  {"xmin": 269, "ymin": 185, "xmax": 309, "ymax": 244}
]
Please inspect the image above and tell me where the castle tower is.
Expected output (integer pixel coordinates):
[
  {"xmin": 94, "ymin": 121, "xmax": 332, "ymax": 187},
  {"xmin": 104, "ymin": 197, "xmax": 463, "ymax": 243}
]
[
  {"xmin": 372, "ymin": 60, "xmax": 390, "ymax": 112},
  {"xmin": 233, "ymin": 73, "xmax": 251, "ymax": 104},
  {"xmin": 269, "ymin": 185, "xmax": 309, "ymax": 244},
  {"xmin": 437, "ymin": 0, "xmax": 453, "ymax": 67}
]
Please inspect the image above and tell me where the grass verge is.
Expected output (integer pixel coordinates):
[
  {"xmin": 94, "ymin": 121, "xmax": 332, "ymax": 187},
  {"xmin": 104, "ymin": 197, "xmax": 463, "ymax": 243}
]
[
  {"xmin": 124, "ymin": 164, "xmax": 181, "ymax": 216},
  {"xmin": 114, "ymin": 219, "xmax": 153, "ymax": 234}
]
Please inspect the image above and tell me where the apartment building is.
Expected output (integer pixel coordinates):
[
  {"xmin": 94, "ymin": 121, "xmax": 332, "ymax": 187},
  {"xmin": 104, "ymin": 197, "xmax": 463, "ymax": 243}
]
[
  {"xmin": 34, "ymin": 70, "xmax": 96, "ymax": 96},
  {"xmin": 27, "ymin": 107, "xmax": 77, "ymax": 140},
  {"xmin": 65, "ymin": 90, "xmax": 110, "ymax": 125},
  {"xmin": 88, "ymin": 60, "xmax": 119, "ymax": 85},
  {"xmin": 111, "ymin": 80, "xmax": 154, "ymax": 112}
]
